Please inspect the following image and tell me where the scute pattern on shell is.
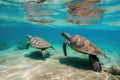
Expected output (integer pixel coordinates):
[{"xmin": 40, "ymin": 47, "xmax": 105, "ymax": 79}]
[
  {"xmin": 70, "ymin": 35, "xmax": 104, "ymax": 56},
  {"xmin": 30, "ymin": 37, "xmax": 51, "ymax": 48}
]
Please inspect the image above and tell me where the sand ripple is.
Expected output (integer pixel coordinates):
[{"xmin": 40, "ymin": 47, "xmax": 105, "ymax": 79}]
[{"xmin": 0, "ymin": 49, "xmax": 119, "ymax": 80}]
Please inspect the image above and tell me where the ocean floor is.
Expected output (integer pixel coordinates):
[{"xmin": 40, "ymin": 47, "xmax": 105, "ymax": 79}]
[{"xmin": 0, "ymin": 44, "xmax": 120, "ymax": 80}]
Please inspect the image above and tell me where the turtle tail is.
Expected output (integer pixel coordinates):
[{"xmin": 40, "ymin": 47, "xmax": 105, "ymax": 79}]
[
  {"xmin": 89, "ymin": 54, "xmax": 102, "ymax": 72},
  {"xmin": 50, "ymin": 46, "xmax": 55, "ymax": 50}
]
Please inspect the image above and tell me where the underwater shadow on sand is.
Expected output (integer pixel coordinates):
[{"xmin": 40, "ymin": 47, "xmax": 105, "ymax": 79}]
[
  {"xmin": 59, "ymin": 57, "xmax": 92, "ymax": 70},
  {"xmin": 24, "ymin": 51, "xmax": 51, "ymax": 60},
  {"xmin": 0, "ymin": 41, "xmax": 10, "ymax": 51}
]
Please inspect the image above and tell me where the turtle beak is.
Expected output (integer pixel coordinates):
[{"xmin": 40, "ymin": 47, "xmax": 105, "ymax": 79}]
[
  {"xmin": 61, "ymin": 32, "xmax": 69, "ymax": 39},
  {"xmin": 61, "ymin": 32, "xmax": 71, "ymax": 40},
  {"xmin": 61, "ymin": 33, "xmax": 65, "ymax": 36},
  {"xmin": 27, "ymin": 35, "xmax": 32, "ymax": 39},
  {"xmin": 61, "ymin": 33, "xmax": 66, "ymax": 37}
]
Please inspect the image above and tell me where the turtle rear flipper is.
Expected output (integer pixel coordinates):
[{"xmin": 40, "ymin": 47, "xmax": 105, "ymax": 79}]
[
  {"xmin": 89, "ymin": 54, "xmax": 102, "ymax": 72},
  {"xmin": 25, "ymin": 41, "xmax": 30, "ymax": 49},
  {"xmin": 41, "ymin": 49, "xmax": 47, "ymax": 57}
]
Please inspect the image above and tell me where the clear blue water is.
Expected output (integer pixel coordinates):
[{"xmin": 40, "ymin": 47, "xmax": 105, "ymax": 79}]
[
  {"xmin": 0, "ymin": 0, "xmax": 120, "ymax": 60},
  {"xmin": 0, "ymin": 0, "xmax": 120, "ymax": 79}
]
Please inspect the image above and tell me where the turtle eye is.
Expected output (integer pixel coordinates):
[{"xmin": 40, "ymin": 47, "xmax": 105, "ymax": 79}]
[
  {"xmin": 27, "ymin": 35, "xmax": 32, "ymax": 39},
  {"xmin": 61, "ymin": 33, "xmax": 65, "ymax": 36}
]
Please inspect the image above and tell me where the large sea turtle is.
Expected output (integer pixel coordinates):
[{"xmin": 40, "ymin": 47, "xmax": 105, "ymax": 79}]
[
  {"xmin": 61, "ymin": 32, "xmax": 106, "ymax": 72},
  {"xmin": 25, "ymin": 35, "xmax": 54, "ymax": 56}
]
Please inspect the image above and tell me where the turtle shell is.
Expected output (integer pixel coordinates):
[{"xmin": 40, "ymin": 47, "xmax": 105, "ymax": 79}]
[
  {"xmin": 30, "ymin": 37, "xmax": 51, "ymax": 48},
  {"xmin": 69, "ymin": 35, "xmax": 104, "ymax": 56}
]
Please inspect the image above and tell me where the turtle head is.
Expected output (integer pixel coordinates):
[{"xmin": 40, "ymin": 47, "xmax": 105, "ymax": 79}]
[
  {"xmin": 26, "ymin": 35, "xmax": 33, "ymax": 39},
  {"xmin": 61, "ymin": 32, "xmax": 71, "ymax": 40}
]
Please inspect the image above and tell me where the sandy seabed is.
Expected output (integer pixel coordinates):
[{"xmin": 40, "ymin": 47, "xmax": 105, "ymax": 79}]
[{"xmin": 0, "ymin": 46, "xmax": 120, "ymax": 80}]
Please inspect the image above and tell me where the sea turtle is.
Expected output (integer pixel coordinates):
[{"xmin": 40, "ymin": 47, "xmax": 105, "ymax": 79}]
[
  {"xmin": 25, "ymin": 35, "xmax": 54, "ymax": 56},
  {"xmin": 61, "ymin": 32, "xmax": 106, "ymax": 72}
]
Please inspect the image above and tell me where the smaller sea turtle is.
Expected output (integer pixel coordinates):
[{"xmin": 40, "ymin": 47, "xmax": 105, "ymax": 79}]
[
  {"xmin": 25, "ymin": 35, "xmax": 54, "ymax": 56},
  {"xmin": 61, "ymin": 32, "xmax": 106, "ymax": 72}
]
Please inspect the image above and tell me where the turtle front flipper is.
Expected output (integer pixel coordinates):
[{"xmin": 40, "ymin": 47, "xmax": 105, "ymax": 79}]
[
  {"xmin": 89, "ymin": 54, "xmax": 102, "ymax": 72},
  {"xmin": 41, "ymin": 48, "xmax": 47, "ymax": 57},
  {"xmin": 25, "ymin": 41, "xmax": 30, "ymax": 49},
  {"xmin": 63, "ymin": 41, "xmax": 69, "ymax": 56}
]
